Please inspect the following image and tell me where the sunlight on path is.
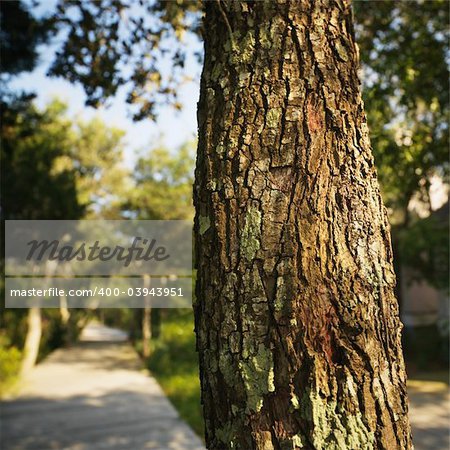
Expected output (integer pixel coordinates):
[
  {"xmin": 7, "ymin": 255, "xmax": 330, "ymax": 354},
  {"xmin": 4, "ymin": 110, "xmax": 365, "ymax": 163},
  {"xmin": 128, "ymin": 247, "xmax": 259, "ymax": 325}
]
[
  {"xmin": 409, "ymin": 380, "xmax": 450, "ymax": 450},
  {"xmin": 80, "ymin": 322, "xmax": 129, "ymax": 342},
  {"xmin": 1, "ymin": 322, "xmax": 205, "ymax": 450}
]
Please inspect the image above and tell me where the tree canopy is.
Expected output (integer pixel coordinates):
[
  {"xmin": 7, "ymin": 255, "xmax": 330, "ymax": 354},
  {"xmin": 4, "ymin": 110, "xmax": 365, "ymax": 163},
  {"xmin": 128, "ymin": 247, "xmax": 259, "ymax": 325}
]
[
  {"xmin": 49, "ymin": 0, "xmax": 201, "ymax": 120},
  {"xmin": 1, "ymin": 99, "xmax": 82, "ymax": 220},
  {"xmin": 125, "ymin": 143, "xmax": 195, "ymax": 220},
  {"xmin": 0, "ymin": 1, "xmax": 51, "ymax": 78},
  {"xmin": 0, "ymin": 99, "xmax": 128, "ymax": 220}
]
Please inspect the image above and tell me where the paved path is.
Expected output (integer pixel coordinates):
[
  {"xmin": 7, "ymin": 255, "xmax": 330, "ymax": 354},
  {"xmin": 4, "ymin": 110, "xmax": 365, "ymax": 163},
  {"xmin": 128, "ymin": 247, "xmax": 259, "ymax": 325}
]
[
  {"xmin": 1, "ymin": 323, "xmax": 205, "ymax": 450},
  {"xmin": 408, "ymin": 379, "xmax": 449, "ymax": 450}
]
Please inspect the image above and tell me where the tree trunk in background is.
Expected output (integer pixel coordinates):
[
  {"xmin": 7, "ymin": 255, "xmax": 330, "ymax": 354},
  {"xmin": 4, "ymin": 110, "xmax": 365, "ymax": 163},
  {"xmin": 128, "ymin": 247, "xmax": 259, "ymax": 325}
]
[
  {"xmin": 142, "ymin": 275, "xmax": 152, "ymax": 358},
  {"xmin": 21, "ymin": 307, "xmax": 42, "ymax": 374},
  {"xmin": 142, "ymin": 307, "xmax": 151, "ymax": 357},
  {"xmin": 59, "ymin": 295, "xmax": 70, "ymax": 325},
  {"xmin": 194, "ymin": 1, "xmax": 412, "ymax": 449}
]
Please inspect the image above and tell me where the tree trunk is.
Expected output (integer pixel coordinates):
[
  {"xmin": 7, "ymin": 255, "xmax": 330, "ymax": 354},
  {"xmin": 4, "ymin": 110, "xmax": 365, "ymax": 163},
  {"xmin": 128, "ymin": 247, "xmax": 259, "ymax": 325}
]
[
  {"xmin": 193, "ymin": 1, "xmax": 412, "ymax": 449},
  {"xmin": 21, "ymin": 307, "xmax": 42, "ymax": 374},
  {"xmin": 59, "ymin": 295, "xmax": 70, "ymax": 325},
  {"xmin": 142, "ymin": 275, "xmax": 152, "ymax": 358}
]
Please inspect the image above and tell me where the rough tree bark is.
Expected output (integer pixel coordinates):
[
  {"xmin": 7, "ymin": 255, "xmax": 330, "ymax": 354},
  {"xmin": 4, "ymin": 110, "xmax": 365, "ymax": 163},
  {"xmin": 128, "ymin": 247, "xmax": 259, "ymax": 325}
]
[{"xmin": 193, "ymin": 1, "xmax": 412, "ymax": 449}]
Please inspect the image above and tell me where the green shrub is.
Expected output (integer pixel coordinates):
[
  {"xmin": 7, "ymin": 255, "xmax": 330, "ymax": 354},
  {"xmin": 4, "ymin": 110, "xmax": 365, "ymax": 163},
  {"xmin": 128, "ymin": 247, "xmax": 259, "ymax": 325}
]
[{"xmin": 0, "ymin": 343, "xmax": 22, "ymax": 397}]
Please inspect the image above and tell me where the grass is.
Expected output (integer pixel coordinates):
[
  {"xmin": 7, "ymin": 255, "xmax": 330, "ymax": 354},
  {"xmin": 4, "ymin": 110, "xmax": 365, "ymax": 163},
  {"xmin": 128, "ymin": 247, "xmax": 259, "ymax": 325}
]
[{"xmin": 143, "ymin": 309, "xmax": 204, "ymax": 440}]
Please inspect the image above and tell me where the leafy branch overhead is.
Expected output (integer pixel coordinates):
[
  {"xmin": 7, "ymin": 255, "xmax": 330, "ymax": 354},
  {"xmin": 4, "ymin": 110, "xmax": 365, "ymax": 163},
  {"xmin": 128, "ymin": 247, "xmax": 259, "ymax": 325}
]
[
  {"xmin": 49, "ymin": 0, "xmax": 202, "ymax": 120},
  {"xmin": 0, "ymin": 1, "xmax": 52, "ymax": 77}
]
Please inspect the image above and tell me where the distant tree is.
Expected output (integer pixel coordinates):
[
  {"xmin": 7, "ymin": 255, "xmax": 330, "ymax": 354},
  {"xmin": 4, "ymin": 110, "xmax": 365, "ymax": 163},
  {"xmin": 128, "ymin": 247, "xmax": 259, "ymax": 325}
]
[
  {"xmin": 1, "ymin": 0, "xmax": 63, "ymax": 376},
  {"xmin": 70, "ymin": 117, "xmax": 130, "ymax": 218},
  {"xmin": 0, "ymin": 99, "xmax": 128, "ymax": 370},
  {"xmin": 125, "ymin": 143, "xmax": 195, "ymax": 220},
  {"xmin": 399, "ymin": 203, "xmax": 449, "ymax": 292},
  {"xmin": 1, "ymin": 100, "xmax": 83, "ymax": 220},
  {"xmin": 124, "ymin": 142, "xmax": 195, "ymax": 356},
  {"xmin": 0, "ymin": 1, "xmax": 131, "ymax": 373},
  {"xmin": 1, "ymin": 99, "xmax": 83, "ymax": 373},
  {"xmin": 355, "ymin": 0, "xmax": 448, "ymax": 217},
  {"xmin": 1, "ymin": 99, "xmax": 129, "ymax": 220}
]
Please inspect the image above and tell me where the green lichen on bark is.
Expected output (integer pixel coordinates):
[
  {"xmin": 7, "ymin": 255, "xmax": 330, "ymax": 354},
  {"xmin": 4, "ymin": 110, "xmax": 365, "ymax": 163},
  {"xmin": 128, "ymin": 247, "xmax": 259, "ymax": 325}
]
[
  {"xmin": 210, "ymin": 61, "xmax": 222, "ymax": 82},
  {"xmin": 215, "ymin": 422, "xmax": 236, "ymax": 447},
  {"xmin": 206, "ymin": 178, "xmax": 219, "ymax": 191},
  {"xmin": 218, "ymin": 350, "xmax": 235, "ymax": 386},
  {"xmin": 230, "ymin": 29, "xmax": 255, "ymax": 65},
  {"xmin": 266, "ymin": 108, "xmax": 282, "ymax": 128},
  {"xmin": 241, "ymin": 207, "xmax": 261, "ymax": 260},
  {"xmin": 239, "ymin": 343, "xmax": 275, "ymax": 412},
  {"xmin": 292, "ymin": 433, "xmax": 305, "ymax": 448},
  {"xmin": 300, "ymin": 388, "xmax": 375, "ymax": 450},
  {"xmin": 199, "ymin": 215, "xmax": 211, "ymax": 235},
  {"xmin": 279, "ymin": 433, "xmax": 306, "ymax": 450},
  {"xmin": 215, "ymin": 144, "xmax": 225, "ymax": 157}
]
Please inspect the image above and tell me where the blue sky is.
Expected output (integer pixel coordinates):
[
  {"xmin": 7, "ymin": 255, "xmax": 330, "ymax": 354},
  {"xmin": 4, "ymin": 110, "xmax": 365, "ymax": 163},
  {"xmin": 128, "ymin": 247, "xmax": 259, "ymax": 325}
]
[{"xmin": 11, "ymin": 3, "xmax": 202, "ymax": 168}]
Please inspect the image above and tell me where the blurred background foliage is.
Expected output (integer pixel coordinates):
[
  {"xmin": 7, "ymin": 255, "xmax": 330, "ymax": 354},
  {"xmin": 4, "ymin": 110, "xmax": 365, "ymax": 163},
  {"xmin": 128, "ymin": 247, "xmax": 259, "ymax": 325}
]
[
  {"xmin": 355, "ymin": 0, "xmax": 449, "ymax": 294},
  {"xmin": 0, "ymin": 0, "xmax": 448, "ymax": 437},
  {"xmin": 126, "ymin": 143, "xmax": 195, "ymax": 220}
]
